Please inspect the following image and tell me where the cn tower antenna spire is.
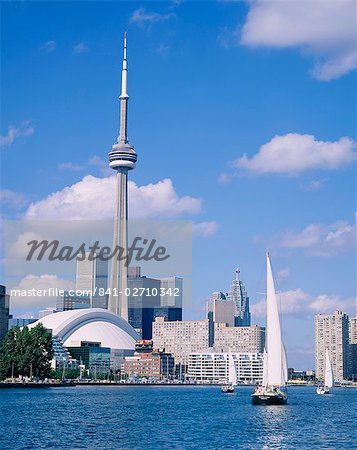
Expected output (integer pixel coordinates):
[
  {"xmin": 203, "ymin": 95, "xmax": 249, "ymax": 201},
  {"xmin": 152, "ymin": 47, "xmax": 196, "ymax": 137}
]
[{"xmin": 118, "ymin": 32, "xmax": 129, "ymax": 144}]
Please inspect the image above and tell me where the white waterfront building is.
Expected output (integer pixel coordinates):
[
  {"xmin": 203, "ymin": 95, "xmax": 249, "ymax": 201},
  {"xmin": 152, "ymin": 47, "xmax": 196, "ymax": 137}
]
[{"xmin": 188, "ymin": 352, "xmax": 263, "ymax": 384}]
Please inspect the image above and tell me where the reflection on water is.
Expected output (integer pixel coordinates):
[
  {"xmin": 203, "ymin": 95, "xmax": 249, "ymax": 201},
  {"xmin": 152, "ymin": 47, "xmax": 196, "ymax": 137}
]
[
  {"xmin": 0, "ymin": 386, "xmax": 356, "ymax": 449},
  {"xmin": 257, "ymin": 405, "xmax": 290, "ymax": 449}
]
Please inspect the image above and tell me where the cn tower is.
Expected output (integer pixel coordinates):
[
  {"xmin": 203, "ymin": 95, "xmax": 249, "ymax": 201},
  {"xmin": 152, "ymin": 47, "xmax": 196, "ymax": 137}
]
[{"xmin": 108, "ymin": 33, "xmax": 137, "ymax": 321}]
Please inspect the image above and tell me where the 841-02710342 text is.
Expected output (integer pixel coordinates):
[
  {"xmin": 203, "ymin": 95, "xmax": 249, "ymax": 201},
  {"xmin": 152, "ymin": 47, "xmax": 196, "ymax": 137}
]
[{"xmin": 94, "ymin": 287, "xmax": 180, "ymax": 297}]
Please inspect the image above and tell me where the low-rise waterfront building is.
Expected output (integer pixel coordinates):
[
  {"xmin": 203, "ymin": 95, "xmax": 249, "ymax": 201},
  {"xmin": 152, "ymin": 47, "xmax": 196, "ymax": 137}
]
[
  {"xmin": 67, "ymin": 340, "xmax": 111, "ymax": 374},
  {"xmin": 187, "ymin": 352, "xmax": 263, "ymax": 384},
  {"xmin": 123, "ymin": 340, "xmax": 174, "ymax": 381}
]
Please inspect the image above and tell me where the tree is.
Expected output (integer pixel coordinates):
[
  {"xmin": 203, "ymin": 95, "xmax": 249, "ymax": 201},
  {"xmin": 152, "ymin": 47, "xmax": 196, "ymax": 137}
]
[{"xmin": 0, "ymin": 324, "xmax": 53, "ymax": 380}]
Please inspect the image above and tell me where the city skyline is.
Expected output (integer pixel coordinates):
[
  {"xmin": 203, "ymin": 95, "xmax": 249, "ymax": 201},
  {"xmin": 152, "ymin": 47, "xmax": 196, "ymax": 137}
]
[{"xmin": 1, "ymin": 1, "xmax": 356, "ymax": 369}]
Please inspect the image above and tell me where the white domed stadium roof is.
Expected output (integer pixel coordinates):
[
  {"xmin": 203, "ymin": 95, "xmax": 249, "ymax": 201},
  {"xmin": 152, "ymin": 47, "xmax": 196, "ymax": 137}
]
[{"xmin": 29, "ymin": 308, "xmax": 138, "ymax": 350}]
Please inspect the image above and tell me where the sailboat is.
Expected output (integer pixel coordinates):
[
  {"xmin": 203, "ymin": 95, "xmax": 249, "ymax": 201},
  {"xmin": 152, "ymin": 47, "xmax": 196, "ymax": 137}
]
[
  {"xmin": 252, "ymin": 252, "xmax": 288, "ymax": 405},
  {"xmin": 221, "ymin": 351, "xmax": 237, "ymax": 393},
  {"xmin": 316, "ymin": 350, "xmax": 333, "ymax": 395}
]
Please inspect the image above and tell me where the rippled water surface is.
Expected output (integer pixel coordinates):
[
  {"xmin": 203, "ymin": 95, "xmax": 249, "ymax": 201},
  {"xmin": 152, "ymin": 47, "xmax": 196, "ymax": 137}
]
[{"xmin": 0, "ymin": 386, "xmax": 356, "ymax": 449}]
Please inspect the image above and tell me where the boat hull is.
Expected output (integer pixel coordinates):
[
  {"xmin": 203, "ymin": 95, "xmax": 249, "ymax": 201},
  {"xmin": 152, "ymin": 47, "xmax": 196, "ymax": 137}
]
[
  {"xmin": 316, "ymin": 387, "xmax": 330, "ymax": 395},
  {"xmin": 251, "ymin": 388, "xmax": 287, "ymax": 405},
  {"xmin": 221, "ymin": 384, "xmax": 234, "ymax": 393}
]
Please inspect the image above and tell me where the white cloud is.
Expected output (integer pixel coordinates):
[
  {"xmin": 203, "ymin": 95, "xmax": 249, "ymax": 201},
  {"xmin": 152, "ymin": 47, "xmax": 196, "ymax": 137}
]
[
  {"xmin": 0, "ymin": 121, "xmax": 35, "ymax": 148},
  {"xmin": 241, "ymin": 0, "xmax": 357, "ymax": 81},
  {"xmin": 277, "ymin": 217, "xmax": 356, "ymax": 256},
  {"xmin": 251, "ymin": 288, "xmax": 356, "ymax": 318},
  {"xmin": 88, "ymin": 155, "xmax": 112, "ymax": 176},
  {"xmin": 130, "ymin": 8, "xmax": 174, "ymax": 27},
  {"xmin": 301, "ymin": 179, "xmax": 326, "ymax": 192},
  {"xmin": 73, "ymin": 42, "xmax": 89, "ymax": 54},
  {"xmin": 156, "ymin": 43, "xmax": 170, "ymax": 57},
  {"xmin": 24, "ymin": 175, "xmax": 202, "ymax": 220},
  {"xmin": 40, "ymin": 40, "xmax": 57, "ymax": 53},
  {"xmin": 58, "ymin": 162, "xmax": 83, "ymax": 171},
  {"xmin": 10, "ymin": 274, "xmax": 74, "ymax": 309},
  {"xmin": 218, "ymin": 172, "xmax": 232, "ymax": 184},
  {"xmin": 193, "ymin": 221, "xmax": 219, "ymax": 237},
  {"xmin": 235, "ymin": 134, "xmax": 356, "ymax": 175},
  {"xmin": 0, "ymin": 189, "xmax": 28, "ymax": 210},
  {"xmin": 309, "ymin": 294, "xmax": 356, "ymax": 314},
  {"xmin": 88, "ymin": 155, "xmax": 105, "ymax": 167},
  {"xmin": 9, "ymin": 231, "xmax": 44, "ymax": 260},
  {"xmin": 276, "ymin": 267, "xmax": 290, "ymax": 282}
]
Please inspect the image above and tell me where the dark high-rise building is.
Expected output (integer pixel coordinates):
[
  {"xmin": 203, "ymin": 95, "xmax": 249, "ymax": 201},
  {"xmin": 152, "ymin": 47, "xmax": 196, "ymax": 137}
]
[
  {"xmin": 128, "ymin": 273, "xmax": 161, "ymax": 339},
  {"xmin": 0, "ymin": 285, "xmax": 10, "ymax": 342},
  {"xmin": 153, "ymin": 307, "xmax": 182, "ymax": 323},
  {"xmin": 127, "ymin": 268, "xmax": 183, "ymax": 339}
]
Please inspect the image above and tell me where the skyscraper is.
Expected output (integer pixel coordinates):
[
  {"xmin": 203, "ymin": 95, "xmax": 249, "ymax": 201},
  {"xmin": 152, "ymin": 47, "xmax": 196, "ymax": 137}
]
[
  {"xmin": 159, "ymin": 277, "xmax": 183, "ymax": 308},
  {"xmin": 76, "ymin": 252, "xmax": 108, "ymax": 308},
  {"xmin": 206, "ymin": 292, "xmax": 235, "ymax": 327},
  {"xmin": 315, "ymin": 310, "xmax": 350, "ymax": 382},
  {"xmin": 108, "ymin": 33, "xmax": 137, "ymax": 321},
  {"xmin": 127, "ymin": 274, "xmax": 161, "ymax": 339},
  {"xmin": 226, "ymin": 269, "xmax": 251, "ymax": 326},
  {"xmin": 56, "ymin": 291, "xmax": 91, "ymax": 312},
  {"xmin": 349, "ymin": 316, "xmax": 357, "ymax": 381}
]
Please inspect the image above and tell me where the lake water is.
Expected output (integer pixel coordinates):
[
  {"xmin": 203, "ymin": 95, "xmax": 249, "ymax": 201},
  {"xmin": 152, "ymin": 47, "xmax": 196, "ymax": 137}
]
[{"xmin": 0, "ymin": 386, "xmax": 356, "ymax": 449}]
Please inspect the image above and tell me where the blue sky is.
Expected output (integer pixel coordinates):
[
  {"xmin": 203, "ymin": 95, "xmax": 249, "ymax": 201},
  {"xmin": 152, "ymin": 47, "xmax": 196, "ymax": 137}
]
[{"xmin": 1, "ymin": 1, "xmax": 356, "ymax": 369}]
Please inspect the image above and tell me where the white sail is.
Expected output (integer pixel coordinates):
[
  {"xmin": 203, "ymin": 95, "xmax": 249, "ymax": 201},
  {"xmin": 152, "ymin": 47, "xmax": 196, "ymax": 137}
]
[
  {"xmin": 262, "ymin": 348, "xmax": 268, "ymax": 387},
  {"xmin": 325, "ymin": 350, "xmax": 333, "ymax": 388},
  {"xmin": 228, "ymin": 351, "xmax": 237, "ymax": 386},
  {"xmin": 266, "ymin": 252, "xmax": 284, "ymax": 387},
  {"xmin": 282, "ymin": 344, "xmax": 288, "ymax": 384}
]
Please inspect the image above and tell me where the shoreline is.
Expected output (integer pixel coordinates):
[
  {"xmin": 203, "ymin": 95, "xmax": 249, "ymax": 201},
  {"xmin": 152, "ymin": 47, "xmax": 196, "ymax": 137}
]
[{"xmin": 2, "ymin": 381, "xmax": 356, "ymax": 389}]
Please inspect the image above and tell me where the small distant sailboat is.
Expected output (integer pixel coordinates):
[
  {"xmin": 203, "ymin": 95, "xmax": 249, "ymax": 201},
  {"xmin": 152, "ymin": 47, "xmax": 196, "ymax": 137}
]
[
  {"xmin": 316, "ymin": 350, "xmax": 333, "ymax": 395},
  {"xmin": 252, "ymin": 252, "xmax": 288, "ymax": 405},
  {"xmin": 221, "ymin": 351, "xmax": 237, "ymax": 393}
]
